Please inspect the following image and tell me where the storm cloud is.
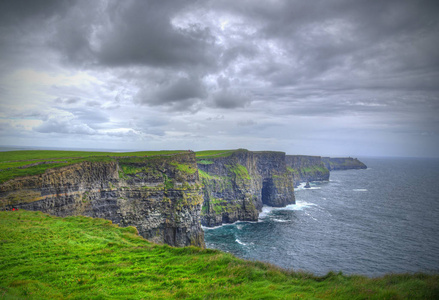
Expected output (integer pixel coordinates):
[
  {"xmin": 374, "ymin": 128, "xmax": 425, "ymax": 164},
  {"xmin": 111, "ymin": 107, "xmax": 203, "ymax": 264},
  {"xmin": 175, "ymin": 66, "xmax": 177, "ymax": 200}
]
[{"xmin": 0, "ymin": 0, "xmax": 438, "ymax": 157}]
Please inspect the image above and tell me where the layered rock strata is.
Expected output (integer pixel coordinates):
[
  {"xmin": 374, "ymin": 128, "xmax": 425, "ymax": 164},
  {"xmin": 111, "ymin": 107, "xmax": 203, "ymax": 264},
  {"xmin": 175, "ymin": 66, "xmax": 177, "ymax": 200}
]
[
  {"xmin": 0, "ymin": 153, "xmax": 204, "ymax": 248},
  {"xmin": 197, "ymin": 150, "xmax": 295, "ymax": 227}
]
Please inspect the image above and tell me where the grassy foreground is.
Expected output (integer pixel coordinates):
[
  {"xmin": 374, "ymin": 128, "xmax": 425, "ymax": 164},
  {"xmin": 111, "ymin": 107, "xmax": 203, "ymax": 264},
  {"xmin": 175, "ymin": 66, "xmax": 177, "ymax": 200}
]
[{"xmin": 0, "ymin": 211, "xmax": 438, "ymax": 299}]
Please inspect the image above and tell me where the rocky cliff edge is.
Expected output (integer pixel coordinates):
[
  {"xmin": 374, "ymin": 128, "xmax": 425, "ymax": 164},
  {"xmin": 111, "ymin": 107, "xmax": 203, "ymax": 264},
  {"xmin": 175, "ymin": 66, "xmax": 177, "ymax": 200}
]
[
  {"xmin": 0, "ymin": 153, "xmax": 204, "ymax": 248},
  {"xmin": 197, "ymin": 149, "xmax": 295, "ymax": 227}
]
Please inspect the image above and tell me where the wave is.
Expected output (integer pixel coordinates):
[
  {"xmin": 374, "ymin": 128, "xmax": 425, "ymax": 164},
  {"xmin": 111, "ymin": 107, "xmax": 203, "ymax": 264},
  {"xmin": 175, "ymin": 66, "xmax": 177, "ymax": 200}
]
[
  {"xmin": 304, "ymin": 211, "xmax": 318, "ymax": 221},
  {"xmin": 202, "ymin": 220, "xmax": 259, "ymax": 230},
  {"xmin": 201, "ymin": 225, "xmax": 224, "ymax": 230},
  {"xmin": 235, "ymin": 239, "xmax": 246, "ymax": 245},
  {"xmin": 284, "ymin": 201, "xmax": 318, "ymax": 211},
  {"xmin": 353, "ymin": 189, "xmax": 368, "ymax": 192},
  {"xmin": 296, "ymin": 182, "xmax": 322, "ymax": 190},
  {"xmin": 295, "ymin": 182, "xmax": 307, "ymax": 191},
  {"xmin": 272, "ymin": 218, "xmax": 289, "ymax": 223},
  {"xmin": 258, "ymin": 201, "xmax": 317, "ymax": 221}
]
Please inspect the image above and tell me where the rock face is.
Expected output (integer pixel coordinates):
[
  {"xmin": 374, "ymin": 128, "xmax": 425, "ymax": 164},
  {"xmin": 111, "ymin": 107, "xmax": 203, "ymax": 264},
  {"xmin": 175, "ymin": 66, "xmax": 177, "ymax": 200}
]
[
  {"xmin": 197, "ymin": 150, "xmax": 295, "ymax": 227},
  {"xmin": 0, "ymin": 153, "xmax": 204, "ymax": 248},
  {"xmin": 285, "ymin": 155, "xmax": 330, "ymax": 187},
  {"xmin": 322, "ymin": 157, "xmax": 367, "ymax": 170}
]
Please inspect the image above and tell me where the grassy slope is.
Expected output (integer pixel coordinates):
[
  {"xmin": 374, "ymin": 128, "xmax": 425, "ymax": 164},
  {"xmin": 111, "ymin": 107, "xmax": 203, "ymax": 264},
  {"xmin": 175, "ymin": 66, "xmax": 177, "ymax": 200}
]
[
  {"xmin": 0, "ymin": 150, "xmax": 186, "ymax": 184},
  {"xmin": 1, "ymin": 211, "xmax": 438, "ymax": 299}
]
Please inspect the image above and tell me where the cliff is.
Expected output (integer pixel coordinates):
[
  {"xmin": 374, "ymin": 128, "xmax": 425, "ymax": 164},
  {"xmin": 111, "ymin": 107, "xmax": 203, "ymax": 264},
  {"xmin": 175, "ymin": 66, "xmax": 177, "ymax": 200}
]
[
  {"xmin": 0, "ymin": 149, "xmax": 367, "ymax": 243},
  {"xmin": 197, "ymin": 150, "xmax": 295, "ymax": 227},
  {"xmin": 285, "ymin": 155, "xmax": 330, "ymax": 187},
  {"xmin": 322, "ymin": 157, "xmax": 367, "ymax": 171},
  {"xmin": 0, "ymin": 153, "xmax": 204, "ymax": 248}
]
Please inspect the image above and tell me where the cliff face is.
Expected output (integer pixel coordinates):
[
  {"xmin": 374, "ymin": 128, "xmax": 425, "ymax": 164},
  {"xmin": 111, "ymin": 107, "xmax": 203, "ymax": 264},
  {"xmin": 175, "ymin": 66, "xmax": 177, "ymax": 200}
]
[
  {"xmin": 285, "ymin": 155, "xmax": 330, "ymax": 187},
  {"xmin": 197, "ymin": 150, "xmax": 295, "ymax": 227},
  {"xmin": 0, "ymin": 153, "xmax": 204, "ymax": 248},
  {"xmin": 0, "ymin": 149, "xmax": 368, "ymax": 243},
  {"xmin": 322, "ymin": 157, "xmax": 367, "ymax": 170}
]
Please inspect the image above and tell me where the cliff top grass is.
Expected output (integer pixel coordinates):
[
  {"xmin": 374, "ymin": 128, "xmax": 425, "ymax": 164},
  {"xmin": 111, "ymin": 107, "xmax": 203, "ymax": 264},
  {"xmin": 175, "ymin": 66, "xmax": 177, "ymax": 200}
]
[
  {"xmin": 0, "ymin": 150, "xmax": 187, "ymax": 163},
  {"xmin": 195, "ymin": 149, "xmax": 236, "ymax": 159},
  {"xmin": 1, "ymin": 210, "xmax": 438, "ymax": 299},
  {"xmin": 0, "ymin": 150, "xmax": 188, "ymax": 184}
]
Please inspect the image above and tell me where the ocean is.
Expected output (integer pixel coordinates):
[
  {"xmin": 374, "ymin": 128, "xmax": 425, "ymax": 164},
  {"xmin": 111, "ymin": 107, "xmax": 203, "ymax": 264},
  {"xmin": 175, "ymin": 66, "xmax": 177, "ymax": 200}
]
[{"xmin": 204, "ymin": 157, "xmax": 439, "ymax": 276}]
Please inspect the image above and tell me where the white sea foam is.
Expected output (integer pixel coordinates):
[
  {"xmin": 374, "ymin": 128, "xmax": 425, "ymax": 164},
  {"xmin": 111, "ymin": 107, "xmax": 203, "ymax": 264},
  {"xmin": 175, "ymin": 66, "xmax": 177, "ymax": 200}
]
[
  {"xmin": 202, "ymin": 220, "xmax": 257, "ymax": 230},
  {"xmin": 295, "ymin": 182, "xmax": 307, "ymax": 190},
  {"xmin": 235, "ymin": 239, "xmax": 246, "ymax": 245},
  {"xmin": 283, "ymin": 201, "xmax": 317, "ymax": 211},
  {"xmin": 296, "ymin": 182, "xmax": 322, "ymax": 190},
  {"xmin": 304, "ymin": 211, "xmax": 318, "ymax": 221},
  {"xmin": 258, "ymin": 205, "xmax": 277, "ymax": 219},
  {"xmin": 353, "ymin": 189, "xmax": 368, "ymax": 192},
  {"xmin": 258, "ymin": 201, "xmax": 317, "ymax": 222},
  {"xmin": 273, "ymin": 219, "xmax": 289, "ymax": 223},
  {"xmin": 201, "ymin": 225, "xmax": 224, "ymax": 230}
]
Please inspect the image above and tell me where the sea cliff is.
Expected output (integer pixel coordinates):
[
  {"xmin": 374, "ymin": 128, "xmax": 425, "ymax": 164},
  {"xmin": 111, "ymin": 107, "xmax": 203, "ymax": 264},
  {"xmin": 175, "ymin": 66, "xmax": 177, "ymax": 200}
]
[
  {"xmin": 0, "ymin": 152, "xmax": 204, "ymax": 247},
  {"xmin": 0, "ymin": 149, "xmax": 367, "ymax": 244},
  {"xmin": 197, "ymin": 150, "xmax": 295, "ymax": 227},
  {"xmin": 322, "ymin": 157, "xmax": 367, "ymax": 170},
  {"xmin": 285, "ymin": 155, "xmax": 330, "ymax": 187}
]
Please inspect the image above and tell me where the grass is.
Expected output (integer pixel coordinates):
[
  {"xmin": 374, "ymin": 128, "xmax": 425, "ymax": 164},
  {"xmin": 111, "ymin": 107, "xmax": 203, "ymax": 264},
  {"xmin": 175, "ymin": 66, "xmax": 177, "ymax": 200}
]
[
  {"xmin": 198, "ymin": 169, "xmax": 214, "ymax": 180},
  {"xmin": 287, "ymin": 167, "xmax": 299, "ymax": 176},
  {"xmin": 170, "ymin": 162, "xmax": 197, "ymax": 175},
  {"xmin": 204, "ymin": 198, "xmax": 239, "ymax": 215},
  {"xmin": 301, "ymin": 165, "xmax": 329, "ymax": 175},
  {"xmin": 196, "ymin": 160, "xmax": 214, "ymax": 165},
  {"xmin": 228, "ymin": 164, "xmax": 251, "ymax": 181},
  {"xmin": 0, "ymin": 150, "xmax": 188, "ymax": 184},
  {"xmin": 1, "ymin": 210, "xmax": 438, "ymax": 299},
  {"xmin": 195, "ymin": 150, "xmax": 235, "ymax": 159},
  {"xmin": 0, "ymin": 150, "xmax": 186, "ymax": 163}
]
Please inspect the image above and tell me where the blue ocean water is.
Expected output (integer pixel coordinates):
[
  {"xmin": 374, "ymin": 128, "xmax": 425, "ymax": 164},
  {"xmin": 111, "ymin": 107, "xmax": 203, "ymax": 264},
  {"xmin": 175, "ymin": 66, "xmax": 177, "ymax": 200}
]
[{"xmin": 204, "ymin": 157, "xmax": 439, "ymax": 276}]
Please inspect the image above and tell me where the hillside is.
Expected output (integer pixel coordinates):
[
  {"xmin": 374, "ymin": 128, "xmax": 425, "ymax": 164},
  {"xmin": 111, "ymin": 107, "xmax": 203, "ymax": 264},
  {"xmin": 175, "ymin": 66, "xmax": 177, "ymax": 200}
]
[{"xmin": 1, "ymin": 210, "xmax": 438, "ymax": 299}]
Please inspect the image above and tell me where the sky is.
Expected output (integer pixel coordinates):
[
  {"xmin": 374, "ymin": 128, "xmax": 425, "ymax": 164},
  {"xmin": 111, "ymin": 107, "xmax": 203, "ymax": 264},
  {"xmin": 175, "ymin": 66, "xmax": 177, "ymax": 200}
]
[{"xmin": 0, "ymin": 0, "xmax": 438, "ymax": 157}]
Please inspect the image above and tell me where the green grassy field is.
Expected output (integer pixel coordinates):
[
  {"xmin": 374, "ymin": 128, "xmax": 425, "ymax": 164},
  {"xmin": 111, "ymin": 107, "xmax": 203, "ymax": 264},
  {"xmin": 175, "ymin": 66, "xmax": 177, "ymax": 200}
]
[
  {"xmin": 0, "ymin": 210, "xmax": 438, "ymax": 299},
  {"xmin": 0, "ymin": 150, "xmax": 186, "ymax": 184},
  {"xmin": 195, "ymin": 150, "xmax": 235, "ymax": 159}
]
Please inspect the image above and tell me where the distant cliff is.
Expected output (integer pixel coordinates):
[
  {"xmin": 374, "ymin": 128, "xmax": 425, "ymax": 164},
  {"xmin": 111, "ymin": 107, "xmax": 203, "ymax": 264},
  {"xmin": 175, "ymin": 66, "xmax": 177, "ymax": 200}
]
[
  {"xmin": 197, "ymin": 150, "xmax": 295, "ymax": 227},
  {"xmin": 322, "ymin": 157, "xmax": 367, "ymax": 170},
  {"xmin": 285, "ymin": 155, "xmax": 330, "ymax": 187},
  {"xmin": 0, "ymin": 153, "xmax": 204, "ymax": 248}
]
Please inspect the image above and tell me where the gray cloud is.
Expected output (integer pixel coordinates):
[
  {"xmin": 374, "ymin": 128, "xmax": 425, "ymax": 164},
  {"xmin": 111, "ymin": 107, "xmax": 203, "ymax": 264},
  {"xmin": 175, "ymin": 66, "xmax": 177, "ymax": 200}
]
[
  {"xmin": 35, "ymin": 118, "xmax": 96, "ymax": 135},
  {"xmin": 211, "ymin": 89, "xmax": 251, "ymax": 109},
  {"xmin": 148, "ymin": 76, "xmax": 206, "ymax": 104},
  {"xmin": 98, "ymin": 1, "xmax": 217, "ymax": 70},
  {"xmin": 1, "ymin": 0, "xmax": 438, "ymax": 157}
]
